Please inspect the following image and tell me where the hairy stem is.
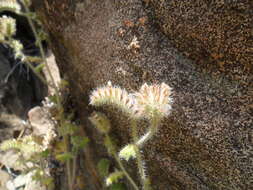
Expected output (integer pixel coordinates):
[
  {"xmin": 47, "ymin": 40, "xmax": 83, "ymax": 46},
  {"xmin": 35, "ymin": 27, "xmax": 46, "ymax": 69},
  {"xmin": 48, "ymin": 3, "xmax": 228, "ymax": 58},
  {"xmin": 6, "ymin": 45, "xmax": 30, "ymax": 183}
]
[
  {"xmin": 136, "ymin": 117, "xmax": 159, "ymax": 148},
  {"xmin": 22, "ymin": 1, "xmax": 61, "ymax": 105},
  {"xmin": 21, "ymin": 2, "xmax": 73, "ymax": 189},
  {"xmin": 105, "ymin": 134, "xmax": 139, "ymax": 190},
  {"xmin": 131, "ymin": 120, "xmax": 149, "ymax": 190}
]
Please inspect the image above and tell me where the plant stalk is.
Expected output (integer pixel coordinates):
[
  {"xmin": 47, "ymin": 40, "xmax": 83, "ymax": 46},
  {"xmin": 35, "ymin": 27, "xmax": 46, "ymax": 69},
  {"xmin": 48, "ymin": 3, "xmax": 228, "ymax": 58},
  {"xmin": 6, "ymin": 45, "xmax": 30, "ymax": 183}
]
[
  {"xmin": 131, "ymin": 120, "xmax": 149, "ymax": 190},
  {"xmin": 22, "ymin": 1, "xmax": 61, "ymax": 105},
  {"xmin": 136, "ymin": 117, "xmax": 159, "ymax": 148},
  {"xmin": 21, "ymin": 2, "xmax": 73, "ymax": 189},
  {"xmin": 105, "ymin": 134, "xmax": 139, "ymax": 190}
]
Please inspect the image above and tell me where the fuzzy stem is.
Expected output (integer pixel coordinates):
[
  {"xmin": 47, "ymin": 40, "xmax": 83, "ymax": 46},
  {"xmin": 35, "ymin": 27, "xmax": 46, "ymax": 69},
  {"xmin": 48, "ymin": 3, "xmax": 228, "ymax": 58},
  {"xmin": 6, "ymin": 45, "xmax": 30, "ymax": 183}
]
[
  {"xmin": 136, "ymin": 131, "xmax": 152, "ymax": 148},
  {"xmin": 105, "ymin": 134, "xmax": 139, "ymax": 190},
  {"xmin": 21, "ymin": 1, "xmax": 61, "ymax": 105},
  {"xmin": 136, "ymin": 117, "xmax": 159, "ymax": 148},
  {"xmin": 131, "ymin": 120, "xmax": 149, "ymax": 190},
  {"xmin": 113, "ymin": 152, "xmax": 139, "ymax": 190},
  {"xmin": 2, "ymin": 40, "xmax": 48, "ymax": 85}
]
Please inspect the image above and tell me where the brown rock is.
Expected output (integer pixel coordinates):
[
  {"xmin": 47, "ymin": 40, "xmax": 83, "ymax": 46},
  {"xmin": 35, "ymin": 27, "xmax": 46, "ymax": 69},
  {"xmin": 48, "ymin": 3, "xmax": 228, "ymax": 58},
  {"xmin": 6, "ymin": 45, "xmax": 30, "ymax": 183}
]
[
  {"xmin": 28, "ymin": 106, "xmax": 54, "ymax": 137},
  {"xmin": 0, "ymin": 170, "xmax": 11, "ymax": 190},
  {"xmin": 149, "ymin": 0, "xmax": 253, "ymax": 84}
]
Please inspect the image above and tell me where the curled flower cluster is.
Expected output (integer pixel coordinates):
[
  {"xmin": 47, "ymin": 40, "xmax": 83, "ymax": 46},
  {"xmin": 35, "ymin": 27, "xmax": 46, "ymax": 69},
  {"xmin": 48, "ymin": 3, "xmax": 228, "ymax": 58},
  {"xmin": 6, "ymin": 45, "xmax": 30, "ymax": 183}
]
[
  {"xmin": 89, "ymin": 112, "xmax": 111, "ymax": 134},
  {"xmin": 134, "ymin": 83, "xmax": 173, "ymax": 119},
  {"xmin": 10, "ymin": 39, "xmax": 24, "ymax": 59},
  {"xmin": 0, "ymin": 135, "xmax": 43, "ymax": 159},
  {"xmin": 0, "ymin": 0, "xmax": 21, "ymax": 13},
  {"xmin": 42, "ymin": 127, "xmax": 57, "ymax": 150},
  {"xmin": 90, "ymin": 81, "xmax": 142, "ymax": 118},
  {"xmin": 89, "ymin": 82, "xmax": 172, "ymax": 189},
  {"xmin": 0, "ymin": 15, "xmax": 16, "ymax": 38},
  {"xmin": 90, "ymin": 82, "xmax": 172, "ymax": 120}
]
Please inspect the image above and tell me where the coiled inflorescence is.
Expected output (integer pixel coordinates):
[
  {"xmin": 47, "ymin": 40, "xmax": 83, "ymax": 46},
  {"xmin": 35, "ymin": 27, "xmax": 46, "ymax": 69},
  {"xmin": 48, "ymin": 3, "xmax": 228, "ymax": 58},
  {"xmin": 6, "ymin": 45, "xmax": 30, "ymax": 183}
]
[
  {"xmin": 0, "ymin": 0, "xmax": 21, "ymax": 13},
  {"xmin": 90, "ymin": 81, "xmax": 173, "ymax": 119},
  {"xmin": 134, "ymin": 82, "xmax": 173, "ymax": 119},
  {"xmin": 89, "ymin": 81, "xmax": 142, "ymax": 118},
  {"xmin": 89, "ymin": 81, "xmax": 173, "ymax": 189},
  {"xmin": 0, "ymin": 16, "xmax": 16, "ymax": 38}
]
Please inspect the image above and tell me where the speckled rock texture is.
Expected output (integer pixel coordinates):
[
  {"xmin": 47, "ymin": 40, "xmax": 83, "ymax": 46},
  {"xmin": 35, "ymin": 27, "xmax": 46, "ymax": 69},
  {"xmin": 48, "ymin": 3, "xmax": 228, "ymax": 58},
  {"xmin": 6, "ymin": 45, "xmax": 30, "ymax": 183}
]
[
  {"xmin": 33, "ymin": 0, "xmax": 252, "ymax": 189},
  {"xmin": 149, "ymin": 0, "xmax": 253, "ymax": 85}
]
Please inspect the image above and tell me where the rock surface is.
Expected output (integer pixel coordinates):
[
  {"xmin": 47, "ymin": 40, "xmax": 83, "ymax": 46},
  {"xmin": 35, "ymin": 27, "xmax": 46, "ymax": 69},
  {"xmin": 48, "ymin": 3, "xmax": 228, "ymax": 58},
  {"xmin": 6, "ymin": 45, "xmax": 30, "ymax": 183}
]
[
  {"xmin": 0, "ymin": 170, "xmax": 11, "ymax": 190},
  {"xmin": 149, "ymin": 0, "xmax": 253, "ymax": 84},
  {"xmin": 33, "ymin": 0, "xmax": 252, "ymax": 189}
]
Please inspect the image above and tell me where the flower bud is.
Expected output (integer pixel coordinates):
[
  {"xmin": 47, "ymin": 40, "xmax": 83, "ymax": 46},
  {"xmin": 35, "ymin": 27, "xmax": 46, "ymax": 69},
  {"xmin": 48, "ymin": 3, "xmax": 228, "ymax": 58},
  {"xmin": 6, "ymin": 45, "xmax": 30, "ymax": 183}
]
[
  {"xmin": 0, "ymin": 0, "xmax": 21, "ymax": 13},
  {"xmin": 89, "ymin": 112, "xmax": 111, "ymax": 134},
  {"xmin": 119, "ymin": 144, "xmax": 136, "ymax": 161},
  {"xmin": 90, "ymin": 81, "xmax": 142, "ymax": 118},
  {"xmin": 0, "ymin": 16, "xmax": 16, "ymax": 37}
]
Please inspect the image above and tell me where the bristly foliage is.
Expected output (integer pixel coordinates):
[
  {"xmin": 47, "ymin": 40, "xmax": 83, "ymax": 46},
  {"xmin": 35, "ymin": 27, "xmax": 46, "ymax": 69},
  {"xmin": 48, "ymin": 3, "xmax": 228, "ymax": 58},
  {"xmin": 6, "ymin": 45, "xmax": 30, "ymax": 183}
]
[
  {"xmin": 90, "ymin": 81, "xmax": 173, "ymax": 190},
  {"xmin": 0, "ymin": 135, "xmax": 43, "ymax": 159},
  {"xmin": 0, "ymin": 0, "xmax": 21, "ymax": 13},
  {"xmin": 90, "ymin": 81, "xmax": 173, "ymax": 120},
  {"xmin": 134, "ymin": 83, "xmax": 173, "ymax": 119},
  {"xmin": 90, "ymin": 81, "xmax": 143, "ymax": 118}
]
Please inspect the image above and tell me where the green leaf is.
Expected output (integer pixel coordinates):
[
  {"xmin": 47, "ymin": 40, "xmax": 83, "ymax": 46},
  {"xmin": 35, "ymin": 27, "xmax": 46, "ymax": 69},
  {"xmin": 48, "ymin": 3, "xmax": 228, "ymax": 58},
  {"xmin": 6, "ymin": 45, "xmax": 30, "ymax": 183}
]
[
  {"xmin": 34, "ymin": 63, "xmax": 45, "ymax": 73},
  {"xmin": 58, "ymin": 122, "xmax": 78, "ymax": 136},
  {"xmin": 23, "ymin": 0, "xmax": 32, "ymax": 7},
  {"xmin": 71, "ymin": 136, "xmax": 89, "ymax": 153},
  {"xmin": 48, "ymin": 95, "xmax": 58, "ymax": 104},
  {"xmin": 97, "ymin": 158, "xmax": 110, "ymax": 177},
  {"xmin": 106, "ymin": 171, "xmax": 124, "ymax": 186},
  {"xmin": 104, "ymin": 136, "xmax": 115, "ymax": 155},
  {"xmin": 41, "ymin": 176, "xmax": 54, "ymax": 186},
  {"xmin": 109, "ymin": 183, "xmax": 126, "ymax": 190},
  {"xmin": 37, "ymin": 30, "xmax": 48, "ymax": 41},
  {"xmin": 59, "ymin": 79, "xmax": 69, "ymax": 88},
  {"xmin": 32, "ymin": 169, "xmax": 43, "ymax": 181},
  {"xmin": 55, "ymin": 152, "xmax": 74, "ymax": 163},
  {"xmin": 40, "ymin": 149, "xmax": 50, "ymax": 158}
]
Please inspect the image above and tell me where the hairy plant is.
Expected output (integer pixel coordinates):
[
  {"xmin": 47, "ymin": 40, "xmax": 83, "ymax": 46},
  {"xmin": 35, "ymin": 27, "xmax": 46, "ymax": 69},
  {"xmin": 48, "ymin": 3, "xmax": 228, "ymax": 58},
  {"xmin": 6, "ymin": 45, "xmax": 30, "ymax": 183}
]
[
  {"xmin": 0, "ymin": 1, "xmax": 88, "ymax": 190},
  {"xmin": 89, "ymin": 82, "xmax": 173, "ymax": 189},
  {"xmin": 0, "ymin": 134, "xmax": 55, "ymax": 188}
]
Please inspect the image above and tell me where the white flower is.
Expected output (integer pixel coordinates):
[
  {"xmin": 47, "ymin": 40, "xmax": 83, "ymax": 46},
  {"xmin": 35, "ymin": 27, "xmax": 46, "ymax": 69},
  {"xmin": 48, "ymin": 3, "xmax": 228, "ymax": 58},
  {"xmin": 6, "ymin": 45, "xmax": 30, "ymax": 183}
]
[
  {"xmin": 89, "ymin": 81, "xmax": 142, "ymax": 118},
  {"xmin": 0, "ymin": 0, "xmax": 21, "ymax": 13},
  {"xmin": 10, "ymin": 39, "xmax": 24, "ymax": 59},
  {"xmin": 134, "ymin": 83, "xmax": 173, "ymax": 119},
  {"xmin": 0, "ymin": 15, "xmax": 16, "ymax": 37}
]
